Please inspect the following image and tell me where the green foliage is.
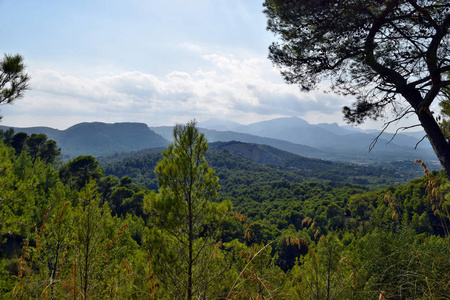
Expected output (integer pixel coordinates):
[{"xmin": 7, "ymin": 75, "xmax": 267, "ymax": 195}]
[
  {"xmin": 0, "ymin": 54, "xmax": 30, "ymax": 118},
  {"xmin": 0, "ymin": 144, "xmax": 66, "ymax": 245},
  {"xmin": 145, "ymin": 121, "xmax": 232, "ymax": 299},
  {"xmin": 59, "ymin": 155, "xmax": 103, "ymax": 190},
  {"xmin": 288, "ymin": 235, "xmax": 354, "ymax": 300},
  {"xmin": 350, "ymin": 229, "xmax": 450, "ymax": 299},
  {"xmin": 70, "ymin": 183, "xmax": 136, "ymax": 298},
  {"xmin": 0, "ymin": 130, "xmax": 62, "ymax": 166},
  {"xmin": 4, "ymin": 122, "xmax": 450, "ymax": 298}
]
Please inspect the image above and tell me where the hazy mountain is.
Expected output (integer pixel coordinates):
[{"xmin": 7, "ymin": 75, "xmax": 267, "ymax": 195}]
[
  {"xmin": 150, "ymin": 126, "xmax": 323, "ymax": 158},
  {"xmin": 236, "ymin": 117, "xmax": 310, "ymax": 134},
  {"xmin": 194, "ymin": 117, "xmax": 435, "ymax": 159},
  {"xmin": 0, "ymin": 126, "xmax": 63, "ymax": 139},
  {"xmin": 0, "ymin": 118, "xmax": 437, "ymax": 167},
  {"xmin": 315, "ymin": 122, "xmax": 356, "ymax": 136},
  {"xmin": 0, "ymin": 122, "xmax": 169, "ymax": 158},
  {"xmin": 227, "ymin": 116, "xmax": 431, "ymax": 150},
  {"xmin": 197, "ymin": 119, "xmax": 242, "ymax": 131},
  {"xmin": 207, "ymin": 140, "xmax": 424, "ymax": 183},
  {"xmin": 152, "ymin": 120, "xmax": 437, "ymax": 166}
]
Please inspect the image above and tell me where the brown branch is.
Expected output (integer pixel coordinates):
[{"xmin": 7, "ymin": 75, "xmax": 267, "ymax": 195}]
[
  {"xmin": 387, "ymin": 124, "xmax": 423, "ymax": 144},
  {"xmin": 415, "ymin": 135, "xmax": 428, "ymax": 149},
  {"xmin": 369, "ymin": 109, "xmax": 415, "ymax": 151}
]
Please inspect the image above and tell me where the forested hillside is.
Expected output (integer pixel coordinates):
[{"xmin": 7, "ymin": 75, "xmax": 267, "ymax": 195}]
[
  {"xmin": 1, "ymin": 124, "xmax": 450, "ymax": 299},
  {"xmin": 100, "ymin": 140, "xmax": 424, "ymax": 191}
]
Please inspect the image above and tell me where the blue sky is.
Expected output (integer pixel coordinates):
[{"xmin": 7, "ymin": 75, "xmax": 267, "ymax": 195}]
[{"xmin": 0, "ymin": 0, "xmax": 414, "ymax": 130}]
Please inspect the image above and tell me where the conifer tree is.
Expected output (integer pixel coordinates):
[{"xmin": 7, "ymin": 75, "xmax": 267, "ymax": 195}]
[
  {"xmin": 0, "ymin": 54, "xmax": 30, "ymax": 120},
  {"xmin": 69, "ymin": 182, "xmax": 134, "ymax": 298},
  {"xmin": 146, "ymin": 121, "xmax": 230, "ymax": 299}
]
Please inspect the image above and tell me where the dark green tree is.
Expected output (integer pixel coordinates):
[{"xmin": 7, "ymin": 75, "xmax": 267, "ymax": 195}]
[
  {"xmin": 0, "ymin": 54, "xmax": 30, "ymax": 119},
  {"xmin": 4, "ymin": 131, "xmax": 61, "ymax": 165},
  {"xmin": 11, "ymin": 132, "xmax": 28, "ymax": 154},
  {"xmin": 26, "ymin": 133, "xmax": 46, "ymax": 162},
  {"xmin": 264, "ymin": 0, "xmax": 450, "ymax": 178},
  {"xmin": 0, "ymin": 128, "xmax": 15, "ymax": 146},
  {"xmin": 26, "ymin": 133, "xmax": 61, "ymax": 165},
  {"xmin": 59, "ymin": 155, "xmax": 103, "ymax": 190},
  {"xmin": 39, "ymin": 139, "xmax": 61, "ymax": 165}
]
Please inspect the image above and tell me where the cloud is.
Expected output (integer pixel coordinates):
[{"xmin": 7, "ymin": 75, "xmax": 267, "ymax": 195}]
[{"xmin": 1, "ymin": 53, "xmax": 355, "ymax": 129}]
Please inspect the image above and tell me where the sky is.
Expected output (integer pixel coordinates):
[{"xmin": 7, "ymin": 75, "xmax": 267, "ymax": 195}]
[{"xmin": 0, "ymin": 0, "xmax": 421, "ymax": 131}]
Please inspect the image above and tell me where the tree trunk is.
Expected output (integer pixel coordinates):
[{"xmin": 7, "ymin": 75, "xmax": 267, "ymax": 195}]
[
  {"xmin": 188, "ymin": 192, "xmax": 193, "ymax": 300},
  {"xmin": 417, "ymin": 108, "xmax": 450, "ymax": 178}
]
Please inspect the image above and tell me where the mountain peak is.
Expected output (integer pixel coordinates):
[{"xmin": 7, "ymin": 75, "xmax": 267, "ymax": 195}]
[{"xmin": 197, "ymin": 119, "xmax": 242, "ymax": 131}]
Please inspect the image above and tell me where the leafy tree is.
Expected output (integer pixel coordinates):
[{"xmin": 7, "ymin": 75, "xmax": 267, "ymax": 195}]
[
  {"xmin": 289, "ymin": 235, "xmax": 353, "ymax": 300},
  {"xmin": 264, "ymin": 0, "xmax": 450, "ymax": 178},
  {"xmin": 110, "ymin": 186, "xmax": 134, "ymax": 216},
  {"xmin": 0, "ymin": 54, "xmax": 30, "ymax": 119},
  {"xmin": 97, "ymin": 175, "xmax": 120, "ymax": 204},
  {"xmin": 70, "ymin": 182, "xmax": 135, "ymax": 299},
  {"xmin": 59, "ymin": 155, "xmax": 103, "ymax": 190},
  {"xmin": 1, "ymin": 130, "xmax": 61, "ymax": 165},
  {"xmin": 0, "ymin": 127, "xmax": 14, "ymax": 146},
  {"xmin": 0, "ymin": 143, "xmax": 64, "ymax": 245},
  {"xmin": 17, "ymin": 202, "xmax": 73, "ymax": 299},
  {"xmin": 26, "ymin": 133, "xmax": 47, "ymax": 162},
  {"xmin": 11, "ymin": 132, "xmax": 28, "ymax": 154},
  {"xmin": 26, "ymin": 133, "xmax": 61, "ymax": 165},
  {"xmin": 145, "ymin": 121, "xmax": 231, "ymax": 299}
]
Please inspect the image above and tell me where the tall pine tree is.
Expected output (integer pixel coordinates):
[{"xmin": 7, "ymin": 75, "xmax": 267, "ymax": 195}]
[{"xmin": 145, "ymin": 121, "xmax": 231, "ymax": 299}]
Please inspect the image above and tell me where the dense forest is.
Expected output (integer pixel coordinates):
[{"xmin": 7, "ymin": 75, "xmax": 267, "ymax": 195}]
[
  {"xmin": 1, "ymin": 124, "xmax": 450, "ymax": 299},
  {"xmin": 3, "ymin": 0, "xmax": 450, "ymax": 298}
]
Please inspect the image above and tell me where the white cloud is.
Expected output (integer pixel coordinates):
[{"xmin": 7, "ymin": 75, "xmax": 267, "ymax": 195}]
[{"xmin": 1, "ymin": 53, "xmax": 355, "ymax": 129}]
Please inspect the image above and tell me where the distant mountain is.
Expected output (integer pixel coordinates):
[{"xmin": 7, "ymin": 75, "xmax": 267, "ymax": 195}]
[
  {"xmin": 1, "ymin": 117, "xmax": 437, "ymax": 167},
  {"xmin": 190, "ymin": 116, "xmax": 438, "ymax": 166},
  {"xmin": 236, "ymin": 116, "xmax": 310, "ymax": 134},
  {"xmin": 151, "ymin": 122, "xmax": 437, "ymax": 166},
  {"xmin": 197, "ymin": 119, "xmax": 242, "ymax": 131},
  {"xmin": 0, "ymin": 122, "xmax": 169, "ymax": 158},
  {"xmin": 150, "ymin": 126, "xmax": 323, "ymax": 158},
  {"xmin": 231, "ymin": 117, "xmax": 431, "ymax": 150}
]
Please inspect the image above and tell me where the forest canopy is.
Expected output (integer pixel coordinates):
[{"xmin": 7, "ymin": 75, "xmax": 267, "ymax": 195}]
[{"xmin": 1, "ymin": 121, "xmax": 450, "ymax": 298}]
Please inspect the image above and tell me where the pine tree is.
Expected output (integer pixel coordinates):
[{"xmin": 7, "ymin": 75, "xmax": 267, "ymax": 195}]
[{"xmin": 145, "ymin": 121, "xmax": 231, "ymax": 299}]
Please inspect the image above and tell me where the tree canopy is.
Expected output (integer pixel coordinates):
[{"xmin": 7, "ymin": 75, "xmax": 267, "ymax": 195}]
[
  {"xmin": 145, "ymin": 121, "xmax": 231, "ymax": 299},
  {"xmin": 0, "ymin": 54, "xmax": 29, "ymax": 119},
  {"xmin": 264, "ymin": 0, "xmax": 450, "ymax": 177}
]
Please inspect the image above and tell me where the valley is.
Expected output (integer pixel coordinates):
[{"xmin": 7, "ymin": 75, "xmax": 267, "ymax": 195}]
[{"xmin": 0, "ymin": 119, "xmax": 447, "ymax": 299}]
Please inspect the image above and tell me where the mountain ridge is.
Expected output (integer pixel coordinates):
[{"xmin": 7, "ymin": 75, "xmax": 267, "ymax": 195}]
[
  {"xmin": 0, "ymin": 117, "xmax": 437, "ymax": 166},
  {"xmin": 0, "ymin": 122, "xmax": 169, "ymax": 158}
]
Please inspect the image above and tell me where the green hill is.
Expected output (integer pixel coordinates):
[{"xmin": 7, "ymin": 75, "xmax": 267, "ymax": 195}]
[
  {"xmin": 0, "ymin": 122, "xmax": 169, "ymax": 157},
  {"xmin": 100, "ymin": 140, "xmax": 423, "ymax": 192}
]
